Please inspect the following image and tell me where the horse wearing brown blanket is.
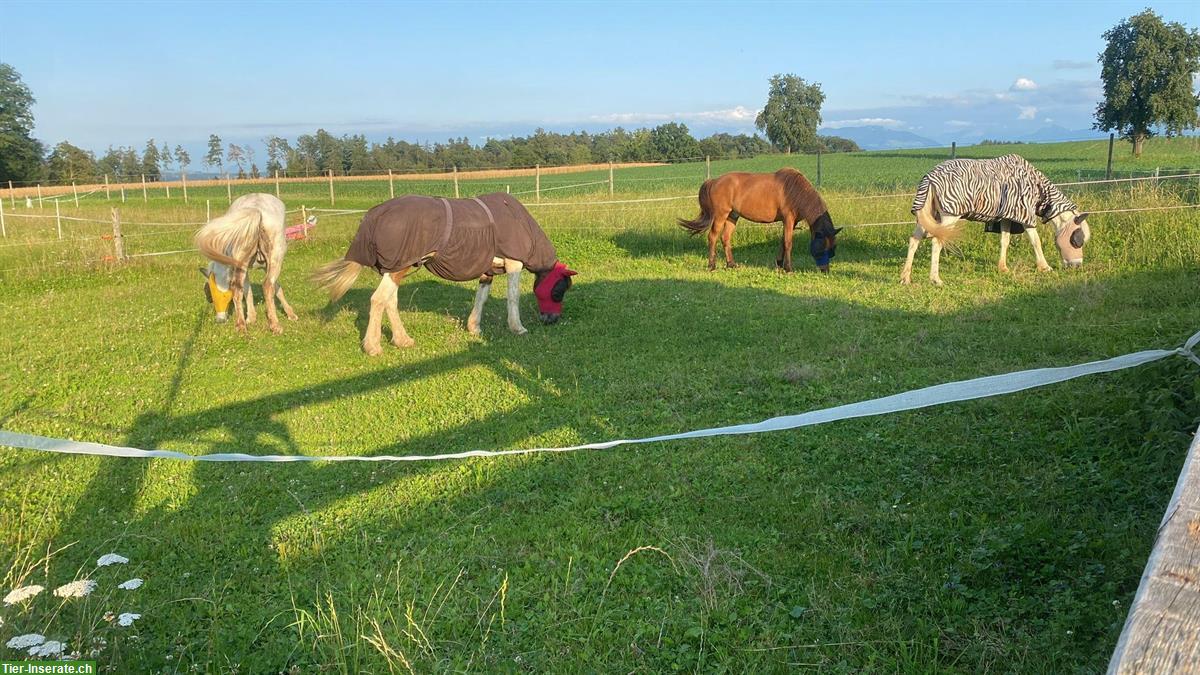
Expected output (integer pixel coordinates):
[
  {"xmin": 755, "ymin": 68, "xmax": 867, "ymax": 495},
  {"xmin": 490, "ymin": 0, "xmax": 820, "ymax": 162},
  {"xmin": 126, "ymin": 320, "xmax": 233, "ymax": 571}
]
[{"xmin": 313, "ymin": 193, "xmax": 576, "ymax": 355}]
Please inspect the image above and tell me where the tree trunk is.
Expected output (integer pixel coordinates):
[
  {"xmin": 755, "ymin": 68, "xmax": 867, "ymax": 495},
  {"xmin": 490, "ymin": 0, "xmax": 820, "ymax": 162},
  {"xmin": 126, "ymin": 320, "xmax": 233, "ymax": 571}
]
[{"xmin": 1133, "ymin": 132, "xmax": 1146, "ymax": 157}]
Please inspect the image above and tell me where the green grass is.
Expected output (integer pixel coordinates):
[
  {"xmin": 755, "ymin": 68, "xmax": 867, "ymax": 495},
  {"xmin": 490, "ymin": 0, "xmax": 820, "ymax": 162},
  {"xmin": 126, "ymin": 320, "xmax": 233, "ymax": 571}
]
[{"xmin": 1, "ymin": 138, "xmax": 1199, "ymax": 672}]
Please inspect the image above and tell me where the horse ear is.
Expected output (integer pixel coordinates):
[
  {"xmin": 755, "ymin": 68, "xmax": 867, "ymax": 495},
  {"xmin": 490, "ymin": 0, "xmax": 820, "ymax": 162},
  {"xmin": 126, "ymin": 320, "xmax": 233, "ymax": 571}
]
[
  {"xmin": 833, "ymin": 227, "xmax": 844, "ymax": 235},
  {"xmin": 1074, "ymin": 212, "xmax": 1089, "ymax": 224},
  {"xmin": 198, "ymin": 267, "xmax": 210, "ymax": 280},
  {"xmin": 564, "ymin": 268, "xmax": 578, "ymax": 277}
]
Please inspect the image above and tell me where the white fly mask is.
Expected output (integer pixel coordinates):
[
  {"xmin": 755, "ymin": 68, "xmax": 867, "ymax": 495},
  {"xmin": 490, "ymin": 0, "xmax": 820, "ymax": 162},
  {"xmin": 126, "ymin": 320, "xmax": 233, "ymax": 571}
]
[{"xmin": 1054, "ymin": 212, "xmax": 1090, "ymax": 267}]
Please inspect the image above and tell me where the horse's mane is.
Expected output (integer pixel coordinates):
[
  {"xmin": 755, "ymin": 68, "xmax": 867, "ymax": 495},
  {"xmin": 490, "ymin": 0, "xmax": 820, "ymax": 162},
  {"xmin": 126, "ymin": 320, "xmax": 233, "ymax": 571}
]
[{"xmin": 775, "ymin": 168, "xmax": 828, "ymax": 224}]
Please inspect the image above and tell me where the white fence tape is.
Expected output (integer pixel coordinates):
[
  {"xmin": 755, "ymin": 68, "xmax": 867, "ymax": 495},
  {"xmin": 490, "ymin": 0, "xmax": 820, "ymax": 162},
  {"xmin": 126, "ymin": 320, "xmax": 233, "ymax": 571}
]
[{"xmin": 2, "ymin": 330, "xmax": 1197, "ymax": 463}]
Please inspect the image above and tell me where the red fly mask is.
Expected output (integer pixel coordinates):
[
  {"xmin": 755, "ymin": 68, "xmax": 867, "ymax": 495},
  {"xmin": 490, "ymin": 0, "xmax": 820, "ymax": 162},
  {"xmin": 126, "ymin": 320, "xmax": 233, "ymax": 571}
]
[{"xmin": 533, "ymin": 262, "xmax": 577, "ymax": 324}]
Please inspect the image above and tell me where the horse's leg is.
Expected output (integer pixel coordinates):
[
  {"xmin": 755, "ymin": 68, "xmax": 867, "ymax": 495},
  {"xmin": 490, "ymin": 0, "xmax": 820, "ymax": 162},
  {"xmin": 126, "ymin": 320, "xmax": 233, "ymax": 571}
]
[
  {"xmin": 243, "ymin": 275, "xmax": 257, "ymax": 324},
  {"xmin": 385, "ymin": 269, "xmax": 415, "ymax": 348},
  {"xmin": 930, "ymin": 236, "xmax": 945, "ymax": 286},
  {"xmin": 262, "ymin": 263, "xmax": 285, "ymax": 335},
  {"xmin": 722, "ymin": 216, "xmax": 738, "ymax": 269},
  {"xmin": 706, "ymin": 208, "xmax": 731, "ymax": 271},
  {"xmin": 998, "ymin": 223, "xmax": 1012, "ymax": 273},
  {"xmin": 230, "ymin": 266, "xmax": 249, "ymax": 333},
  {"xmin": 1024, "ymin": 226, "xmax": 1053, "ymax": 272},
  {"xmin": 779, "ymin": 217, "xmax": 797, "ymax": 272},
  {"xmin": 467, "ymin": 276, "xmax": 492, "ymax": 336},
  {"xmin": 363, "ymin": 274, "xmax": 396, "ymax": 356},
  {"xmin": 275, "ymin": 284, "xmax": 298, "ymax": 321},
  {"xmin": 503, "ymin": 259, "xmax": 528, "ymax": 335},
  {"xmin": 900, "ymin": 224, "xmax": 925, "ymax": 285}
]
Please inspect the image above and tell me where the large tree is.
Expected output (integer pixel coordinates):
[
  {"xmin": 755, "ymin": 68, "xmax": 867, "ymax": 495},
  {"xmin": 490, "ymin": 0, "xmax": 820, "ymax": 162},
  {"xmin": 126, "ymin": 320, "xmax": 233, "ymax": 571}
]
[
  {"xmin": 205, "ymin": 134, "xmax": 223, "ymax": 173},
  {"xmin": 45, "ymin": 141, "xmax": 97, "ymax": 181},
  {"xmin": 1094, "ymin": 10, "xmax": 1200, "ymax": 156},
  {"xmin": 650, "ymin": 122, "xmax": 702, "ymax": 160},
  {"xmin": 755, "ymin": 74, "xmax": 825, "ymax": 154},
  {"xmin": 142, "ymin": 139, "xmax": 162, "ymax": 179},
  {"xmin": 0, "ymin": 63, "xmax": 45, "ymax": 182},
  {"xmin": 174, "ymin": 145, "xmax": 190, "ymax": 176}
]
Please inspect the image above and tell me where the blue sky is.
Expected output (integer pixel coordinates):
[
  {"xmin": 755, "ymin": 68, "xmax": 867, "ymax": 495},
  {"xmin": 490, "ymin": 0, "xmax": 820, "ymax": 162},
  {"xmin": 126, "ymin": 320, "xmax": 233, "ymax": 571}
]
[{"xmin": 2, "ymin": 0, "xmax": 1198, "ymax": 159}]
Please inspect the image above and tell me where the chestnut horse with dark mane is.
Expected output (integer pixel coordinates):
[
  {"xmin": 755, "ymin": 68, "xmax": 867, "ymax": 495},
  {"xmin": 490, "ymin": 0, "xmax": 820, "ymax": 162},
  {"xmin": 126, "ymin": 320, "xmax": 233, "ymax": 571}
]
[{"xmin": 678, "ymin": 168, "xmax": 841, "ymax": 272}]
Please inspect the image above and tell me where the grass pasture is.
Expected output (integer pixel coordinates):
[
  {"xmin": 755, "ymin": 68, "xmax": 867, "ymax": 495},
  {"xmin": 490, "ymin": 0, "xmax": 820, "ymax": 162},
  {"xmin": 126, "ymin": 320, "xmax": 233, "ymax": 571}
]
[{"xmin": 1, "ymin": 139, "xmax": 1200, "ymax": 672}]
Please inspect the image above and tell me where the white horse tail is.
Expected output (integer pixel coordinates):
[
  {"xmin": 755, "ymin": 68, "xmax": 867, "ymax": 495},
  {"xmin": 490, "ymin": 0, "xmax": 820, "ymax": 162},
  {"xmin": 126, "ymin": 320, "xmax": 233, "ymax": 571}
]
[
  {"xmin": 912, "ymin": 183, "xmax": 961, "ymax": 245},
  {"xmin": 311, "ymin": 258, "xmax": 364, "ymax": 302},
  {"xmin": 194, "ymin": 208, "xmax": 264, "ymax": 267}
]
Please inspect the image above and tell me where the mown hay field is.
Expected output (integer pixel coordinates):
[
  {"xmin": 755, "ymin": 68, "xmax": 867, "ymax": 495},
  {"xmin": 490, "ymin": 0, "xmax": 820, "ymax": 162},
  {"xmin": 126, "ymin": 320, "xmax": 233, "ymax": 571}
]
[{"xmin": 1, "ymin": 138, "xmax": 1199, "ymax": 672}]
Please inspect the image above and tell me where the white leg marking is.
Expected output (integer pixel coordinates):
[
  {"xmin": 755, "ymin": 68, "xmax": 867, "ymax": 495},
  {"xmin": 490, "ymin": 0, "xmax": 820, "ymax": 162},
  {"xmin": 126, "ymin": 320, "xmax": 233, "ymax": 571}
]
[
  {"xmin": 998, "ymin": 225, "xmax": 1011, "ymax": 273},
  {"xmin": 930, "ymin": 237, "xmax": 944, "ymax": 286},
  {"xmin": 502, "ymin": 259, "xmax": 527, "ymax": 335},
  {"xmin": 467, "ymin": 281, "xmax": 491, "ymax": 336},
  {"xmin": 1025, "ymin": 227, "xmax": 1052, "ymax": 272},
  {"xmin": 363, "ymin": 275, "xmax": 397, "ymax": 356}
]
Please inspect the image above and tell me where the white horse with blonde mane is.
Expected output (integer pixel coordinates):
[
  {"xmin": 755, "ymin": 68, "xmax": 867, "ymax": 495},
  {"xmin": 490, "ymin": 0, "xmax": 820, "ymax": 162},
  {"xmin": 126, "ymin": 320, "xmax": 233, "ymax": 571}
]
[{"xmin": 194, "ymin": 193, "xmax": 298, "ymax": 333}]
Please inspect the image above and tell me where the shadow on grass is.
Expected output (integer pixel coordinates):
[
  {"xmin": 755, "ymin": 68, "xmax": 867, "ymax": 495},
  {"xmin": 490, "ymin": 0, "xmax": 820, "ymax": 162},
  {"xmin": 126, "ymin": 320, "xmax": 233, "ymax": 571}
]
[{"xmin": 45, "ymin": 268, "xmax": 1200, "ymax": 671}]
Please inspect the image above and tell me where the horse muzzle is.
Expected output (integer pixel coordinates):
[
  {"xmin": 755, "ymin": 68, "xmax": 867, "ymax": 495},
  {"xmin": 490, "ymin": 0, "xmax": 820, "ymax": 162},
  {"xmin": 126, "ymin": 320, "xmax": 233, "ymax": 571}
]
[
  {"xmin": 215, "ymin": 312, "xmax": 229, "ymax": 323},
  {"xmin": 1062, "ymin": 258, "xmax": 1083, "ymax": 268},
  {"xmin": 540, "ymin": 312, "xmax": 560, "ymax": 325}
]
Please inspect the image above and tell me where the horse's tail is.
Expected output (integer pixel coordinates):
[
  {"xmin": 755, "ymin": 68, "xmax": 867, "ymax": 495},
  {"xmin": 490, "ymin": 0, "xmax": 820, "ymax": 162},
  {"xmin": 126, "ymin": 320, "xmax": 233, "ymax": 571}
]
[
  {"xmin": 311, "ymin": 258, "xmax": 364, "ymax": 302},
  {"xmin": 912, "ymin": 176, "xmax": 961, "ymax": 244},
  {"xmin": 677, "ymin": 180, "xmax": 715, "ymax": 235},
  {"xmin": 194, "ymin": 208, "xmax": 263, "ymax": 267}
]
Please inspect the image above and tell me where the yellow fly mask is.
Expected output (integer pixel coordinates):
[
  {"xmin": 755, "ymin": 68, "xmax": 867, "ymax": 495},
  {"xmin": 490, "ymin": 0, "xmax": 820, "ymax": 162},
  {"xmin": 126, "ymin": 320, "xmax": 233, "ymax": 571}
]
[{"xmin": 200, "ymin": 266, "xmax": 234, "ymax": 321}]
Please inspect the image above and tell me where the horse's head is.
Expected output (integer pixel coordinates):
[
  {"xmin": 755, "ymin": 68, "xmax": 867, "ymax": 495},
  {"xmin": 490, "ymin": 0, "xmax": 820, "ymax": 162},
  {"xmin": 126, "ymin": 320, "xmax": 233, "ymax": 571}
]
[
  {"xmin": 199, "ymin": 263, "xmax": 234, "ymax": 322},
  {"xmin": 1051, "ymin": 211, "xmax": 1090, "ymax": 268},
  {"xmin": 809, "ymin": 213, "xmax": 843, "ymax": 273},
  {"xmin": 533, "ymin": 262, "xmax": 578, "ymax": 324}
]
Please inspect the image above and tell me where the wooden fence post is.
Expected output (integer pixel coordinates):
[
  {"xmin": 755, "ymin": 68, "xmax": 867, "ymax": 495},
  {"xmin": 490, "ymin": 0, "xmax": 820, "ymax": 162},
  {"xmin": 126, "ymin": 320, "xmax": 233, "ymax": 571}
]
[
  {"xmin": 1106, "ymin": 133, "xmax": 1115, "ymax": 181},
  {"xmin": 816, "ymin": 149, "xmax": 822, "ymax": 188},
  {"xmin": 226, "ymin": 174, "xmax": 232, "ymax": 204},
  {"xmin": 165, "ymin": 182, "xmax": 171, "ymax": 199},
  {"xmin": 54, "ymin": 199, "xmax": 62, "ymax": 239},
  {"xmin": 7, "ymin": 180, "xmax": 14, "ymax": 209},
  {"xmin": 120, "ymin": 185, "xmax": 125, "ymax": 203},
  {"xmin": 274, "ymin": 170, "xmax": 280, "ymax": 197},
  {"xmin": 104, "ymin": 174, "xmax": 110, "ymax": 200},
  {"xmin": 706, "ymin": 155, "xmax": 711, "ymax": 180},
  {"xmin": 182, "ymin": 172, "xmax": 188, "ymax": 203},
  {"xmin": 328, "ymin": 169, "xmax": 334, "ymax": 206},
  {"xmin": 141, "ymin": 174, "xmax": 147, "ymax": 202},
  {"xmin": 0, "ymin": 196, "xmax": 6, "ymax": 237},
  {"xmin": 72, "ymin": 181, "xmax": 79, "ymax": 207},
  {"xmin": 301, "ymin": 205, "xmax": 308, "ymax": 239},
  {"xmin": 111, "ymin": 207, "xmax": 124, "ymax": 260},
  {"xmin": 1155, "ymin": 167, "xmax": 1160, "ymax": 189},
  {"xmin": 388, "ymin": 169, "xmax": 395, "ymax": 198},
  {"xmin": 609, "ymin": 161, "xmax": 614, "ymax": 196},
  {"xmin": 951, "ymin": 141, "xmax": 956, "ymax": 159},
  {"xmin": 206, "ymin": 199, "xmax": 211, "ymax": 221},
  {"xmin": 37, "ymin": 183, "xmax": 43, "ymax": 208},
  {"xmin": 535, "ymin": 164, "xmax": 541, "ymax": 202},
  {"xmin": 453, "ymin": 165, "xmax": 460, "ymax": 198}
]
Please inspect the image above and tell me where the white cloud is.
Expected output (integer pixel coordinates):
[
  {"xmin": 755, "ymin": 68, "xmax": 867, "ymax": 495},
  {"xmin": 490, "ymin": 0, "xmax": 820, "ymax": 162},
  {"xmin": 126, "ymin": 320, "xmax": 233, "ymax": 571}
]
[
  {"xmin": 589, "ymin": 106, "xmax": 758, "ymax": 126},
  {"xmin": 1011, "ymin": 78, "xmax": 1038, "ymax": 91},
  {"xmin": 821, "ymin": 117, "xmax": 904, "ymax": 129},
  {"xmin": 1017, "ymin": 106, "xmax": 1038, "ymax": 120}
]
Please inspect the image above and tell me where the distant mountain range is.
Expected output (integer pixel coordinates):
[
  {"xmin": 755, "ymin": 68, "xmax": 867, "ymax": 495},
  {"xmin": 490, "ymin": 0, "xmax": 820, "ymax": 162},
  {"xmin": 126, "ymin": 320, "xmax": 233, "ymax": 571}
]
[{"xmin": 827, "ymin": 124, "xmax": 1111, "ymax": 152}]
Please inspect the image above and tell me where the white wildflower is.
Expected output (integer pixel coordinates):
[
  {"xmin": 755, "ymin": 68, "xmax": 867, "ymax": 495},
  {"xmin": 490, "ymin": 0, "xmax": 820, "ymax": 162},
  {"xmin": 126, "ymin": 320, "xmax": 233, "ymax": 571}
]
[
  {"xmin": 6, "ymin": 633, "xmax": 45, "ymax": 649},
  {"xmin": 53, "ymin": 580, "xmax": 97, "ymax": 599},
  {"xmin": 97, "ymin": 554, "xmax": 129, "ymax": 567},
  {"xmin": 29, "ymin": 640, "xmax": 64, "ymax": 657},
  {"xmin": 117, "ymin": 612, "xmax": 140, "ymax": 627},
  {"xmin": 117, "ymin": 578, "xmax": 143, "ymax": 591},
  {"xmin": 4, "ymin": 585, "xmax": 44, "ymax": 605}
]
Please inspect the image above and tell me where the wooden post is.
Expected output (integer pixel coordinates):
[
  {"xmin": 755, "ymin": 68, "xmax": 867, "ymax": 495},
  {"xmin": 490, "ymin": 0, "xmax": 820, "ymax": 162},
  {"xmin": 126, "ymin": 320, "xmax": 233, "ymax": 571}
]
[
  {"xmin": 706, "ymin": 155, "xmax": 711, "ymax": 180},
  {"xmin": 165, "ymin": 182, "xmax": 170, "ymax": 199},
  {"xmin": 226, "ymin": 174, "xmax": 232, "ymax": 204},
  {"xmin": 301, "ymin": 205, "xmax": 308, "ymax": 239},
  {"xmin": 1106, "ymin": 133, "xmax": 1115, "ymax": 180},
  {"xmin": 535, "ymin": 164, "xmax": 541, "ymax": 203},
  {"xmin": 72, "ymin": 181, "xmax": 79, "ymax": 207},
  {"xmin": 37, "ymin": 184, "xmax": 43, "ymax": 208},
  {"xmin": 328, "ymin": 169, "xmax": 334, "ymax": 206},
  {"xmin": 506, "ymin": 185, "xmax": 510, "ymax": 193},
  {"xmin": 103, "ymin": 174, "xmax": 110, "ymax": 200},
  {"xmin": 1155, "ymin": 167, "xmax": 1160, "ymax": 189},
  {"xmin": 951, "ymin": 141, "xmax": 956, "ymax": 159},
  {"xmin": 111, "ymin": 207, "xmax": 124, "ymax": 260},
  {"xmin": 0, "ymin": 196, "xmax": 6, "ymax": 238},
  {"xmin": 609, "ymin": 161, "xmax": 614, "ymax": 196},
  {"xmin": 141, "ymin": 174, "xmax": 147, "ymax": 202},
  {"xmin": 274, "ymin": 170, "xmax": 280, "ymax": 197},
  {"xmin": 453, "ymin": 165, "xmax": 460, "ymax": 198},
  {"xmin": 816, "ymin": 149, "xmax": 822, "ymax": 187},
  {"xmin": 182, "ymin": 172, "xmax": 188, "ymax": 203},
  {"xmin": 120, "ymin": 186, "xmax": 125, "ymax": 203},
  {"xmin": 55, "ymin": 200, "xmax": 62, "ymax": 239},
  {"xmin": 7, "ymin": 180, "xmax": 13, "ymax": 209},
  {"xmin": 206, "ymin": 199, "xmax": 211, "ymax": 221},
  {"xmin": 388, "ymin": 169, "xmax": 394, "ymax": 198}
]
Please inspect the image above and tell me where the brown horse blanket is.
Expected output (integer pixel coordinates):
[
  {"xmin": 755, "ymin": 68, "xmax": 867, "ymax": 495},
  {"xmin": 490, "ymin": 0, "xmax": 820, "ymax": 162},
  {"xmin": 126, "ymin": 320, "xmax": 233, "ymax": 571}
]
[{"xmin": 346, "ymin": 193, "xmax": 558, "ymax": 281}]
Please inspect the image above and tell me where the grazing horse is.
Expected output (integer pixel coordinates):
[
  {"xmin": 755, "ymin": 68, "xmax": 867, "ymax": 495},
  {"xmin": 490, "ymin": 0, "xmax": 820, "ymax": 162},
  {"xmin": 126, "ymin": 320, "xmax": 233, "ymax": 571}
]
[
  {"xmin": 312, "ymin": 193, "xmax": 577, "ymax": 355},
  {"xmin": 194, "ymin": 193, "xmax": 298, "ymax": 333},
  {"xmin": 901, "ymin": 155, "xmax": 1091, "ymax": 285},
  {"xmin": 678, "ymin": 168, "xmax": 841, "ymax": 272}
]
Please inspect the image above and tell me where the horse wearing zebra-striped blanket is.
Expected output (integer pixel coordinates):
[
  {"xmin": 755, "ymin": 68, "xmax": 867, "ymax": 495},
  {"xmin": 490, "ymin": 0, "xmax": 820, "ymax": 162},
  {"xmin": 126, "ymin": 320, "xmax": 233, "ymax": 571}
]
[{"xmin": 900, "ymin": 154, "xmax": 1091, "ymax": 285}]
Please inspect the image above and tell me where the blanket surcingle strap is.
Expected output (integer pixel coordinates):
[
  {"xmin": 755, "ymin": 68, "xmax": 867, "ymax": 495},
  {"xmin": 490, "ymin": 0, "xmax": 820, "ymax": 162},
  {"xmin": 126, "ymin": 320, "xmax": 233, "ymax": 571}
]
[
  {"xmin": 471, "ymin": 197, "xmax": 496, "ymax": 225},
  {"xmin": 436, "ymin": 197, "xmax": 454, "ymax": 252}
]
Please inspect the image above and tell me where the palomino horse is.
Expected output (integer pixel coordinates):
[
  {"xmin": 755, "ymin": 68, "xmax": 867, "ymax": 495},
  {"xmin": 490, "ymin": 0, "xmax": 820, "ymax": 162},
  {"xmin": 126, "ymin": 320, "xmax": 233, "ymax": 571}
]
[
  {"xmin": 678, "ymin": 168, "xmax": 842, "ymax": 272},
  {"xmin": 194, "ymin": 193, "xmax": 298, "ymax": 333},
  {"xmin": 312, "ymin": 193, "xmax": 577, "ymax": 355}
]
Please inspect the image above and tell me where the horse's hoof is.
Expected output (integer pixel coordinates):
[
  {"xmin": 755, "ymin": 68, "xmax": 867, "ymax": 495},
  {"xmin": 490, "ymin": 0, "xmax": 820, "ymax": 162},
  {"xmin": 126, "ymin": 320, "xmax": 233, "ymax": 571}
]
[
  {"xmin": 270, "ymin": 323, "xmax": 283, "ymax": 335},
  {"xmin": 998, "ymin": 265, "xmax": 1010, "ymax": 273},
  {"xmin": 511, "ymin": 327, "xmax": 529, "ymax": 336},
  {"xmin": 931, "ymin": 279, "xmax": 944, "ymax": 287},
  {"xmin": 286, "ymin": 312, "xmax": 298, "ymax": 321},
  {"xmin": 725, "ymin": 262, "xmax": 739, "ymax": 269},
  {"xmin": 245, "ymin": 315, "xmax": 256, "ymax": 324},
  {"xmin": 467, "ymin": 326, "xmax": 482, "ymax": 337},
  {"xmin": 707, "ymin": 265, "xmax": 717, "ymax": 272},
  {"xmin": 363, "ymin": 342, "xmax": 383, "ymax": 356},
  {"xmin": 900, "ymin": 278, "xmax": 911, "ymax": 285},
  {"xmin": 1037, "ymin": 265, "xmax": 1053, "ymax": 273},
  {"xmin": 392, "ymin": 336, "xmax": 415, "ymax": 348}
]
